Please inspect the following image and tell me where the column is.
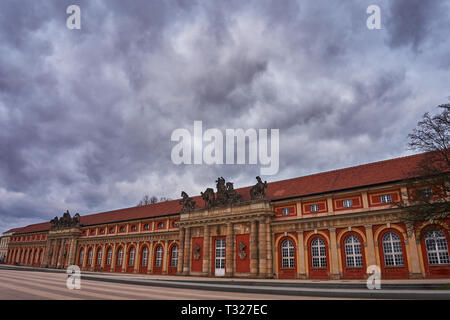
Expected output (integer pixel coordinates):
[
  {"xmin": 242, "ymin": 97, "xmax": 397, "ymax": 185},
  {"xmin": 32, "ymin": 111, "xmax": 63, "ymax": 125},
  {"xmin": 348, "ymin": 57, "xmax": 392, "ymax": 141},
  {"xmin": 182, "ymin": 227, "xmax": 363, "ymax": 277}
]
[
  {"xmin": 162, "ymin": 240, "xmax": 168, "ymax": 274},
  {"xmin": 177, "ymin": 228, "xmax": 185, "ymax": 274},
  {"xmin": 51, "ymin": 240, "xmax": 58, "ymax": 268},
  {"xmin": 202, "ymin": 225, "xmax": 210, "ymax": 276},
  {"xmin": 68, "ymin": 238, "xmax": 77, "ymax": 266},
  {"xmin": 365, "ymin": 225, "xmax": 377, "ymax": 266},
  {"xmin": 406, "ymin": 229, "xmax": 423, "ymax": 278},
  {"xmin": 147, "ymin": 242, "xmax": 153, "ymax": 274},
  {"xmin": 121, "ymin": 244, "xmax": 128, "ymax": 272},
  {"xmin": 297, "ymin": 231, "xmax": 306, "ymax": 278},
  {"xmin": 82, "ymin": 245, "xmax": 88, "ymax": 269},
  {"xmin": 250, "ymin": 220, "xmax": 257, "ymax": 277},
  {"xmin": 110, "ymin": 243, "xmax": 117, "ymax": 272},
  {"xmin": 225, "ymin": 223, "xmax": 234, "ymax": 277},
  {"xmin": 258, "ymin": 218, "xmax": 267, "ymax": 277},
  {"xmin": 134, "ymin": 242, "xmax": 141, "ymax": 273},
  {"xmin": 90, "ymin": 246, "xmax": 96, "ymax": 271},
  {"xmin": 266, "ymin": 217, "xmax": 273, "ymax": 277},
  {"xmin": 57, "ymin": 239, "xmax": 65, "ymax": 268},
  {"xmin": 183, "ymin": 228, "xmax": 191, "ymax": 275},
  {"xmin": 329, "ymin": 228, "xmax": 340, "ymax": 279},
  {"xmin": 100, "ymin": 243, "xmax": 106, "ymax": 270}
]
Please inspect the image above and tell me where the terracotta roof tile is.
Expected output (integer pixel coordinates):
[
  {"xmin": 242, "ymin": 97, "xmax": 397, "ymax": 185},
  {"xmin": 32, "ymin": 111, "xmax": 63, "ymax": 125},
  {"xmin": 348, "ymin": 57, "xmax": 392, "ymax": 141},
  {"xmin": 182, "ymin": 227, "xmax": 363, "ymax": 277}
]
[{"xmin": 12, "ymin": 152, "xmax": 440, "ymax": 233}]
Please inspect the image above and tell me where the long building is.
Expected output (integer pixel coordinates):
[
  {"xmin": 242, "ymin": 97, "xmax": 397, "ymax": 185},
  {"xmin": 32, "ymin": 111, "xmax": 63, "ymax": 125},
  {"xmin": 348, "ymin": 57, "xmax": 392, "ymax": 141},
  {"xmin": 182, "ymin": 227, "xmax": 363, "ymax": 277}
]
[{"xmin": 3, "ymin": 152, "xmax": 450, "ymax": 279}]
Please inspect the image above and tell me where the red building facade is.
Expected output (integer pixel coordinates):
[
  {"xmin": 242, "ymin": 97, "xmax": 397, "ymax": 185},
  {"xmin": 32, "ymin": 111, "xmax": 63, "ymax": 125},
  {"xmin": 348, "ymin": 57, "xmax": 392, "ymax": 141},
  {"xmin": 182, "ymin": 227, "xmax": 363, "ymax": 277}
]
[{"xmin": 4, "ymin": 153, "xmax": 450, "ymax": 279}]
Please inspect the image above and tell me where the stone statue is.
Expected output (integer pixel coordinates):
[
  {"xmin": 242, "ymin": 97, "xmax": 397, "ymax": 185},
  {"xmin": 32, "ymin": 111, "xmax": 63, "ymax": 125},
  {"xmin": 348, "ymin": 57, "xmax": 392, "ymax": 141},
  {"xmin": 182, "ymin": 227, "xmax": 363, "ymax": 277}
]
[
  {"xmin": 201, "ymin": 188, "xmax": 215, "ymax": 209},
  {"xmin": 215, "ymin": 177, "xmax": 228, "ymax": 206},
  {"xmin": 250, "ymin": 176, "xmax": 268, "ymax": 200},
  {"xmin": 179, "ymin": 191, "xmax": 196, "ymax": 213},
  {"xmin": 226, "ymin": 182, "xmax": 242, "ymax": 204}
]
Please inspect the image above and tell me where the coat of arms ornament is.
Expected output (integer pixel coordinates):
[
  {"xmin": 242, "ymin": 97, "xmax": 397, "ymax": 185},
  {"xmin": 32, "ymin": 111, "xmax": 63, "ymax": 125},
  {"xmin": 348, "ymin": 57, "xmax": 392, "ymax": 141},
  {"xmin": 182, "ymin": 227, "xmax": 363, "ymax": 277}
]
[
  {"xmin": 193, "ymin": 243, "xmax": 201, "ymax": 260},
  {"xmin": 238, "ymin": 241, "xmax": 247, "ymax": 260},
  {"xmin": 50, "ymin": 210, "xmax": 81, "ymax": 230}
]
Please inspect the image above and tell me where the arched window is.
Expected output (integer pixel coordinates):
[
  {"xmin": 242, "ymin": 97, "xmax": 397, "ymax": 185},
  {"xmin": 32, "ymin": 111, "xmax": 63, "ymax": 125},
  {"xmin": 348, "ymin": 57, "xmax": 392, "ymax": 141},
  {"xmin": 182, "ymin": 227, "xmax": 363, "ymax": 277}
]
[
  {"xmin": 87, "ymin": 248, "xmax": 93, "ymax": 266},
  {"xmin": 382, "ymin": 232, "xmax": 404, "ymax": 266},
  {"xmin": 281, "ymin": 239, "xmax": 295, "ymax": 268},
  {"xmin": 425, "ymin": 229, "xmax": 450, "ymax": 265},
  {"xmin": 170, "ymin": 245, "xmax": 178, "ymax": 267},
  {"xmin": 117, "ymin": 247, "xmax": 123, "ymax": 266},
  {"xmin": 106, "ymin": 248, "xmax": 112, "ymax": 266},
  {"xmin": 129, "ymin": 247, "xmax": 135, "ymax": 266},
  {"xmin": 344, "ymin": 235, "xmax": 363, "ymax": 267},
  {"xmin": 142, "ymin": 247, "xmax": 148, "ymax": 267},
  {"xmin": 155, "ymin": 246, "xmax": 163, "ymax": 267},
  {"xmin": 79, "ymin": 248, "xmax": 84, "ymax": 265},
  {"xmin": 96, "ymin": 248, "xmax": 102, "ymax": 265},
  {"xmin": 311, "ymin": 238, "xmax": 327, "ymax": 268}
]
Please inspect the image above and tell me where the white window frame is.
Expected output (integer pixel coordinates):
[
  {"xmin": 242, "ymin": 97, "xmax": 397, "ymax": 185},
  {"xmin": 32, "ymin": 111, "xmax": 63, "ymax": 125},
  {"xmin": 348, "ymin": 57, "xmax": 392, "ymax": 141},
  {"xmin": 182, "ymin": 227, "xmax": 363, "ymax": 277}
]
[
  {"xmin": 117, "ymin": 247, "xmax": 123, "ymax": 266},
  {"xmin": 343, "ymin": 199, "xmax": 353, "ymax": 208},
  {"xmin": 425, "ymin": 229, "xmax": 450, "ymax": 265},
  {"xmin": 311, "ymin": 238, "xmax": 327, "ymax": 268},
  {"xmin": 382, "ymin": 232, "xmax": 404, "ymax": 267},
  {"xmin": 344, "ymin": 235, "xmax": 363, "ymax": 268},
  {"xmin": 281, "ymin": 239, "xmax": 295, "ymax": 269},
  {"xmin": 155, "ymin": 246, "xmax": 163, "ymax": 267},
  {"xmin": 310, "ymin": 204, "xmax": 319, "ymax": 212},
  {"xmin": 380, "ymin": 194, "xmax": 392, "ymax": 203},
  {"xmin": 96, "ymin": 248, "xmax": 102, "ymax": 265},
  {"xmin": 171, "ymin": 245, "xmax": 178, "ymax": 267},
  {"xmin": 282, "ymin": 208, "xmax": 290, "ymax": 216},
  {"xmin": 142, "ymin": 247, "xmax": 148, "ymax": 267},
  {"xmin": 128, "ymin": 247, "xmax": 135, "ymax": 266},
  {"xmin": 106, "ymin": 248, "xmax": 112, "ymax": 266}
]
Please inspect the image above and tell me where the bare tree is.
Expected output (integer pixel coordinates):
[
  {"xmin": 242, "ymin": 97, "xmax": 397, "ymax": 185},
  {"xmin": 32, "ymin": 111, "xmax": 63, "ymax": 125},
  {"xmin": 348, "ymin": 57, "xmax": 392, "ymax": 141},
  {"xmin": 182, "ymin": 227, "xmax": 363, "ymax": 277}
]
[
  {"xmin": 396, "ymin": 103, "xmax": 450, "ymax": 226},
  {"xmin": 137, "ymin": 195, "xmax": 171, "ymax": 206}
]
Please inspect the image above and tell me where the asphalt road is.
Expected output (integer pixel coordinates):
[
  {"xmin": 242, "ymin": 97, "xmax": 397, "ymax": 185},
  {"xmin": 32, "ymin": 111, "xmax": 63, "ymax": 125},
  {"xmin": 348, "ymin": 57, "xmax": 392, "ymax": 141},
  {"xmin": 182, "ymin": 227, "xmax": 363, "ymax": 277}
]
[{"xmin": 0, "ymin": 268, "xmax": 347, "ymax": 300}]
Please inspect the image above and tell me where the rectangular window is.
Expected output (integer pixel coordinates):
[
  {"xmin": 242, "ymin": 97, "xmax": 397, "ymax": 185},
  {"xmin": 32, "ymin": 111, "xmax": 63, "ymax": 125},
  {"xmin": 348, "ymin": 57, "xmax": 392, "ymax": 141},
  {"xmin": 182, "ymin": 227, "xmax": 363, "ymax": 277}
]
[
  {"xmin": 421, "ymin": 188, "xmax": 433, "ymax": 198},
  {"xmin": 310, "ymin": 204, "xmax": 319, "ymax": 212},
  {"xmin": 282, "ymin": 208, "xmax": 290, "ymax": 216},
  {"xmin": 343, "ymin": 199, "xmax": 353, "ymax": 208},
  {"xmin": 380, "ymin": 194, "xmax": 392, "ymax": 203}
]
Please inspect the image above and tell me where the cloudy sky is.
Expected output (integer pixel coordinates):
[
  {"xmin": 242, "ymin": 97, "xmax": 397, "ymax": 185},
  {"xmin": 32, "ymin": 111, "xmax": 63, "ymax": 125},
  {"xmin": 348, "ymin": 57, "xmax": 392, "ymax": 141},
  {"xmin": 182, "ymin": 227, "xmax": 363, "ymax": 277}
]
[{"xmin": 1, "ymin": 0, "xmax": 449, "ymax": 232}]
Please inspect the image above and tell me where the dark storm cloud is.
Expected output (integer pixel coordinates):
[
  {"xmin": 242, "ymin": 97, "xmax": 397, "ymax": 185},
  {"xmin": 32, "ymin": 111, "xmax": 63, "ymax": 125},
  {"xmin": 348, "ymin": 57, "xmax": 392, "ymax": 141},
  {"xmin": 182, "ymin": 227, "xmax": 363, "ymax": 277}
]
[
  {"xmin": 0, "ymin": 0, "xmax": 449, "ymax": 232},
  {"xmin": 385, "ymin": 0, "xmax": 449, "ymax": 51}
]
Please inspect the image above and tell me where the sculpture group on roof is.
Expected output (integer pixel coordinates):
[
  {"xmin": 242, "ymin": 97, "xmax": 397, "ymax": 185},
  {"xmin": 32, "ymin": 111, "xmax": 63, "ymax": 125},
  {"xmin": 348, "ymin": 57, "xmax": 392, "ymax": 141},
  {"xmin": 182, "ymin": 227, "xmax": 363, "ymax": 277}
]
[
  {"xmin": 179, "ymin": 176, "xmax": 268, "ymax": 213},
  {"xmin": 50, "ymin": 210, "xmax": 80, "ymax": 230}
]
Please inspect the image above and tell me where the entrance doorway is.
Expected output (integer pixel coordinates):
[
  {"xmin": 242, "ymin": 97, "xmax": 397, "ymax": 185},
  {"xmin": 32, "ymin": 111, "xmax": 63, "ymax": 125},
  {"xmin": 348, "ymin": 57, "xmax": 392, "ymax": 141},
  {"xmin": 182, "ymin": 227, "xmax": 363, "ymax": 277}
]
[{"xmin": 215, "ymin": 238, "xmax": 226, "ymax": 276}]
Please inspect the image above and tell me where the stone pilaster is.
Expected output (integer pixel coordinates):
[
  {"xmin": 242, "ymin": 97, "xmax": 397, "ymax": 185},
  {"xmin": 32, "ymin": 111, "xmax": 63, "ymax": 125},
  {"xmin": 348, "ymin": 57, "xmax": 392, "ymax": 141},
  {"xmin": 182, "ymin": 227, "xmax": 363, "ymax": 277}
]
[
  {"xmin": 406, "ymin": 228, "xmax": 424, "ymax": 278},
  {"xmin": 202, "ymin": 225, "xmax": 210, "ymax": 276},
  {"xmin": 121, "ymin": 245, "xmax": 128, "ymax": 272},
  {"xmin": 365, "ymin": 225, "xmax": 377, "ymax": 267},
  {"xmin": 147, "ymin": 242, "xmax": 153, "ymax": 274},
  {"xmin": 250, "ymin": 220, "xmax": 258, "ymax": 277},
  {"xmin": 134, "ymin": 242, "xmax": 141, "ymax": 273},
  {"xmin": 183, "ymin": 227, "xmax": 191, "ymax": 275},
  {"xmin": 266, "ymin": 217, "xmax": 273, "ymax": 277},
  {"xmin": 110, "ymin": 243, "xmax": 117, "ymax": 272},
  {"xmin": 177, "ymin": 228, "xmax": 185, "ymax": 274},
  {"xmin": 258, "ymin": 218, "xmax": 267, "ymax": 277},
  {"xmin": 329, "ymin": 228, "xmax": 340, "ymax": 279},
  {"xmin": 162, "ymin": 240, "xmax": 168, "ymax": 274},
  {"xmin": 297, "ymin": 230, "xmax": 307, "ymax": 278},
  {"xmin": 225, "ymin": 223, "xmax": 234, "ymax": 277}
]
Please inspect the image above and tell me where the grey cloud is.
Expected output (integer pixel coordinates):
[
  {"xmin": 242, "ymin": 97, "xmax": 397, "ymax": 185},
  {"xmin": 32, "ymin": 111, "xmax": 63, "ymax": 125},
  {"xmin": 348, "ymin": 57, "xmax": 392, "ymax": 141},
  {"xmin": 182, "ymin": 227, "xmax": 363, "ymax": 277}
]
[{"xmin": 0, "ymin": 0, "xmax": 449, "ymax": 232}]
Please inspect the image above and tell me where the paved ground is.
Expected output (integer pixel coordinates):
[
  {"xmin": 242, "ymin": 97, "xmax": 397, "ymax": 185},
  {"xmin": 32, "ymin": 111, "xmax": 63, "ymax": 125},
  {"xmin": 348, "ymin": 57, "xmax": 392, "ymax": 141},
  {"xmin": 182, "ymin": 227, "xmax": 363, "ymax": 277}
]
[
  {"xmin": 0, "ymin": 265, "xmax": 449, "ymax": 299},
  {"xmin": 0, "ymin": 268, "xmax": 348, "ymax": 300}
]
